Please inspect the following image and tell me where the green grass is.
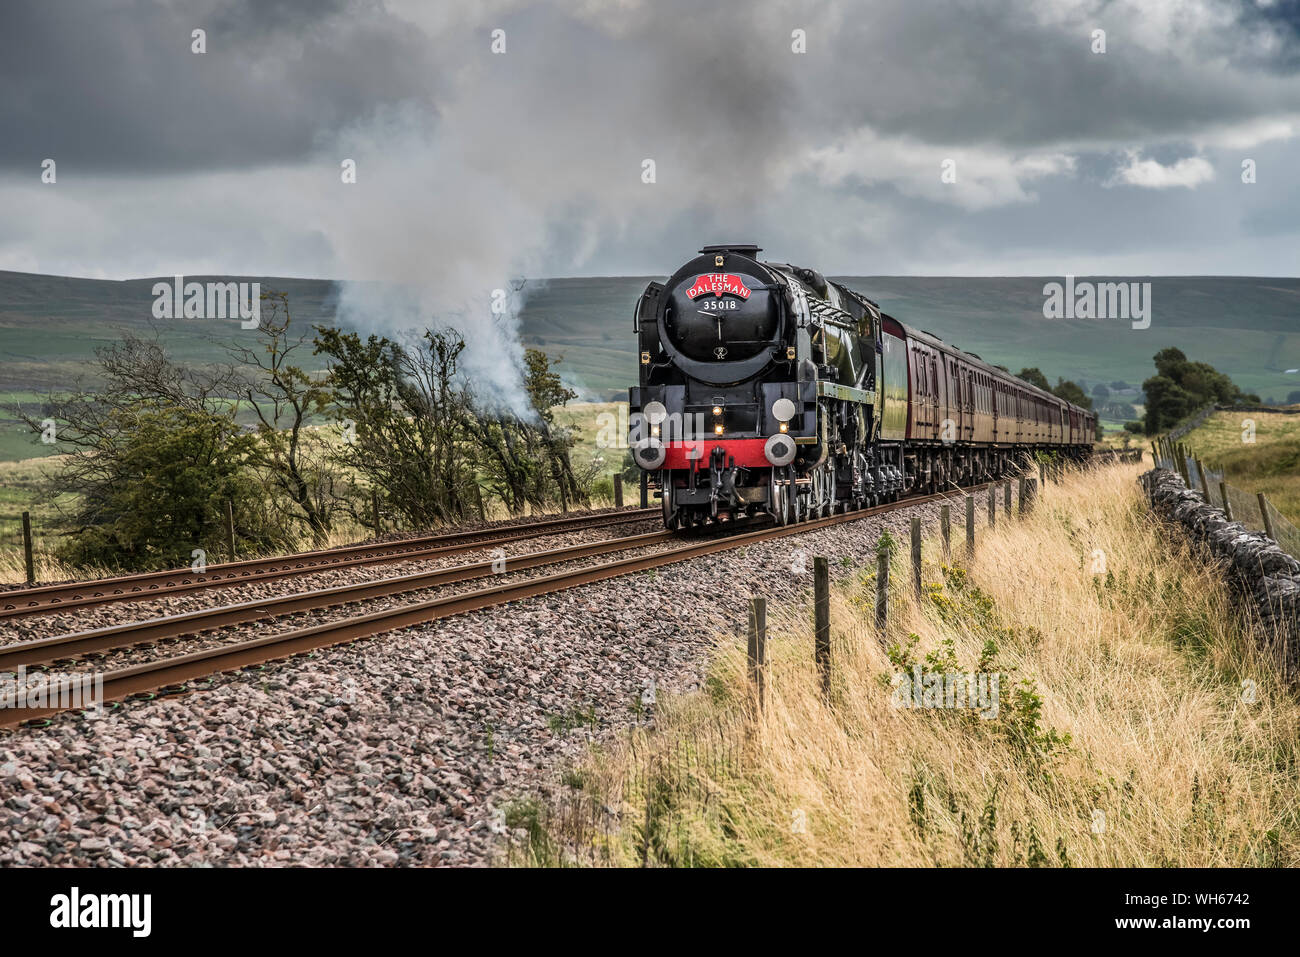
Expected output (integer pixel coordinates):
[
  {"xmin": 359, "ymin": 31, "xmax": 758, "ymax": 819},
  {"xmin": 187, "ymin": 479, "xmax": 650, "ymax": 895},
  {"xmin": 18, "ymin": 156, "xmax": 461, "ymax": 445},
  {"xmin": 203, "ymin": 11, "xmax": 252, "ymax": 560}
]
[
  {"xmin": 0, "ymin": 455, "xmax": 77, "ymax": 581},
  {"xmin": 552, "ymin": 400, "xmax": 626, "ymax": 494},
  {"xmin": 1180, "ymin": 410, "xmax": 1300, "ymax": 521}
]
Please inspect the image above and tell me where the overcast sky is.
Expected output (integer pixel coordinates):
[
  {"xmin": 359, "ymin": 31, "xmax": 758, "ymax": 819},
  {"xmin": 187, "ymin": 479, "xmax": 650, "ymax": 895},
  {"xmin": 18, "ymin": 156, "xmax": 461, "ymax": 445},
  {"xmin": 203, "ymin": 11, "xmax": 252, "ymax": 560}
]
[{"xmin": 2, "ymin": 0, "xmax": 1299, "ymax": 289}]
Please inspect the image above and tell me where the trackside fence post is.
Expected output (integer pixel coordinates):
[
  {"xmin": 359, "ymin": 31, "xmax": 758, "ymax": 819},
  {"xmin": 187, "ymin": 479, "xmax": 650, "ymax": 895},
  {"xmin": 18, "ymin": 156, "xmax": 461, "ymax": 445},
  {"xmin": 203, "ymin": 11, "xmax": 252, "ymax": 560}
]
[
  {"xmin": 940, "ymin": 504, "xmax": 950, "ymax": 557},
  {"xmin": 910, "ymin": 517, "xmax": 922, "ymax": 601},
  {"xmin": 1202, "ymin": 459, "xmax": 1214, "ymax": 502},
  {"xmin": 1259, "ymin": 492, "xmax": 1277, "ymax": 542},
  {"xmin": 814, "ymin": 556, "xmax": 830, "ymax": 699},
  {"xmin": 614, "ymin": 474, "xmax": 623, "ymax": 509},
  {"xmin": 875, "ymin": 548, "xmax": 889, "ymax": 636},
  {"xmin": 21, "ymin": 511, "xmax": 35, "ymax": 585},
  {"xmin": 225, "ymin": 500, "xmax": 237, "ymax": 561},
  {"xmin": 747, "ymin": 597, "xmax": 766, "ymax": 712},
  {"xmin": 965, "ymin": 495, "xmax": 975, "ymax": 559}
]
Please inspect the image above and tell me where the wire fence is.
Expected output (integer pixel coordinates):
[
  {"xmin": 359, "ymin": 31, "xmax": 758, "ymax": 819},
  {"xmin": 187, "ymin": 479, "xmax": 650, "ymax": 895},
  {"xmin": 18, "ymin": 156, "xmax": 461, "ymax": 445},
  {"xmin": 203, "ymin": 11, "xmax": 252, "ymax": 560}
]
[{"xmin": 1152, "ymin": 433, "xmax": 1300, "ymax": 562}]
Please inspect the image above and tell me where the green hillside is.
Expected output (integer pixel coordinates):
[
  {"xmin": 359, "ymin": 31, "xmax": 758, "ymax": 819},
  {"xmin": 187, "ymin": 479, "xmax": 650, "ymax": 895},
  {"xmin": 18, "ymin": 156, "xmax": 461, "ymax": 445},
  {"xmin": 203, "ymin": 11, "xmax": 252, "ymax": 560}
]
[
  {"xmin": 0, "ymin": 271, "xmax": 341, "ymax": 395},
  {"xmin": 3, "ymin": 270, "xmax": 1298, "ymax": 460}
]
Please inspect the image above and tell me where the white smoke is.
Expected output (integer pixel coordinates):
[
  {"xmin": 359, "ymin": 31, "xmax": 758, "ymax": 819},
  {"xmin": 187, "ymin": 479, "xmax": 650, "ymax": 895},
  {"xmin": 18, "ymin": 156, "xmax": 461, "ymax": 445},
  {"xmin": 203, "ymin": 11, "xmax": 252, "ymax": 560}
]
[
  {"xmin": 311, "ymin": 0, "xmax": 794, "ymax": 414},
  {"xmin": 321, "ymin": 101, "xmax": 554, "ymax": 415}
]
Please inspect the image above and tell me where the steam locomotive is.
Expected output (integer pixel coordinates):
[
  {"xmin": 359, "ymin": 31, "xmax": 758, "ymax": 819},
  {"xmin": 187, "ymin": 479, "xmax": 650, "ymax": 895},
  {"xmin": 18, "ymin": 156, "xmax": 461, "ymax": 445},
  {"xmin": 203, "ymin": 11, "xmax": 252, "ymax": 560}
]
[{"xmin": 628, "ymin": 244, "xmax": 1096, "ymax": 529}]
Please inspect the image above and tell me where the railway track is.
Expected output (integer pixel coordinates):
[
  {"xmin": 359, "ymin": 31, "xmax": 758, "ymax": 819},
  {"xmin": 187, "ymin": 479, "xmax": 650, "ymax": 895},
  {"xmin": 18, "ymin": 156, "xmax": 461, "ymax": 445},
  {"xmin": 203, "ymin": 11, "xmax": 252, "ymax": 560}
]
[
  {"xmin": 0, "ymin": 528, "xmax": 680, "ymax": 668},
  {"xmin": 0, "ymin": 507, "xmax": 655, "ymax": 620},
  {"xmin": 1, "ymin": 483, "xmax": 996, "ymax": 728}
]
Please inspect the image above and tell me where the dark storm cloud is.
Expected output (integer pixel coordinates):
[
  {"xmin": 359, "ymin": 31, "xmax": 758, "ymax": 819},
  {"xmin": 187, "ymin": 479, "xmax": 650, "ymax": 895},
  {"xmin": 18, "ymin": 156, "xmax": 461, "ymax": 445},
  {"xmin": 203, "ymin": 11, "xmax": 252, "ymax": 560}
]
[
  {"xmin": 1245, "ymin": 0, "xmax": 1300, "ymax": 67},
  {"xmin": 0, "ymin": 0, "xmax": 439, "ymax": 172},
  {"xmin": 2, "ymin": 0, "xmax": 1299, "ymax": 281},
  {"xmin": 782, "ymin": 0, "xmax": 1300, "ymax": 148},
  {"xmin": 7, "ymin": 0, "xmax": 1296, "ymax": 178}
]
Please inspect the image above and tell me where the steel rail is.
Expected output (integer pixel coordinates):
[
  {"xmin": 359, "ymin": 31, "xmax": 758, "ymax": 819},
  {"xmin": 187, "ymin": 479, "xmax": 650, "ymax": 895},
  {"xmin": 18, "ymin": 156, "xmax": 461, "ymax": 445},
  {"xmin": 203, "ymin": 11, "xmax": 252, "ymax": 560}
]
[
  {"xmin": 0, "ymin": 508, "xmax": 655, "ymax": 619},
  {"xmin": 0, "ymin": 528, "xmax": 679, "ymax": 668},
  {"xmin": 1, "ymin": 484, "xmax": 990, "ymax": 727}
]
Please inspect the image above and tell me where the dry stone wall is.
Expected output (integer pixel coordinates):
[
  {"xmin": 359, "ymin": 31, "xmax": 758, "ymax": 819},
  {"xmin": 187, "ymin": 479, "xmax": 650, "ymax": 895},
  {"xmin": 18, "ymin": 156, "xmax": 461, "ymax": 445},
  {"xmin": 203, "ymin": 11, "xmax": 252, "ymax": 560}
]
[{"xmin": 1144, "ymin": 468, "xmax": 1299, "ymax": 668}]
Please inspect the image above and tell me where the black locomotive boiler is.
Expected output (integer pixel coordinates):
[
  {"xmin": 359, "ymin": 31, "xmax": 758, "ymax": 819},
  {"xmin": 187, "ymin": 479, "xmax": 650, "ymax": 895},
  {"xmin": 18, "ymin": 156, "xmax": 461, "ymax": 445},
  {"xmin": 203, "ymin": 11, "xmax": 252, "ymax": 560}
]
[{"xmin": 628, "ymin": 244, "xmax": 1096, "ymax": 529}]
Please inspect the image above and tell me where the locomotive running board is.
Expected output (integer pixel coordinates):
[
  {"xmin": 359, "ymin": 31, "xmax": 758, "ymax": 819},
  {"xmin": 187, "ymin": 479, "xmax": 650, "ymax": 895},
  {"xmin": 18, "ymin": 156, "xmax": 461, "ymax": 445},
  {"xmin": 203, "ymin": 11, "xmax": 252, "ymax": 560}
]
[{"xmin": 816, "ymin": 381, "xmax": 875, "ymax": 404}]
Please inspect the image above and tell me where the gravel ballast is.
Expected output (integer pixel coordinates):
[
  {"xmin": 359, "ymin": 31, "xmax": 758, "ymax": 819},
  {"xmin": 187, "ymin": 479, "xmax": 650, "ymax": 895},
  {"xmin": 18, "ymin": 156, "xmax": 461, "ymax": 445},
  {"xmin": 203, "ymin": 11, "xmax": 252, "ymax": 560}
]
[
  {"xmin": 0, "ymin": 489, "xmax": 1010, "ymax": 867},
  {"xmin": 0, "ymin": 518, "xmax": 662, "ymax": 646}
]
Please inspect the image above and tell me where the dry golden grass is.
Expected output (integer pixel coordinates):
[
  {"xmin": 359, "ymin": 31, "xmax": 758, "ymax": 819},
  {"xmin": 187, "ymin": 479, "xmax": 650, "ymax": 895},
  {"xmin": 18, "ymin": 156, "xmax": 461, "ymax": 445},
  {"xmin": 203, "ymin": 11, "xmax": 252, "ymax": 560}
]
[{"xmin": 516, "ymin": 463, "xmax": 1300, "ymax": 867}]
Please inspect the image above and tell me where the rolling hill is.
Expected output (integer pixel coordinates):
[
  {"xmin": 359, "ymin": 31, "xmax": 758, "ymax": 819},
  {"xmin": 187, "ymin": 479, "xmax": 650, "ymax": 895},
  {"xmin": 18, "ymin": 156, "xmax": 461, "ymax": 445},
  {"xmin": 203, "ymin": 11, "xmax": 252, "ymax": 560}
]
[{"xmin": 2, "ymin": 269, "xmax": 1298, "ymax": 459}]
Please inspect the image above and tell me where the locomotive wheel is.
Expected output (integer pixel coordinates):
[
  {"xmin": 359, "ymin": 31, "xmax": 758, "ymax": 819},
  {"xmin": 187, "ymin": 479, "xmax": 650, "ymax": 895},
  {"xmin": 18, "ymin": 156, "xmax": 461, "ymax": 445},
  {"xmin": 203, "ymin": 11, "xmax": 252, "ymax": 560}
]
[
  {"xmin": 661, "ymin": 473, "xmax": 679, "ymax": 530},
  {"xmin": 768, "ymin": 470, "xmax": 784, "ymax": 526}
]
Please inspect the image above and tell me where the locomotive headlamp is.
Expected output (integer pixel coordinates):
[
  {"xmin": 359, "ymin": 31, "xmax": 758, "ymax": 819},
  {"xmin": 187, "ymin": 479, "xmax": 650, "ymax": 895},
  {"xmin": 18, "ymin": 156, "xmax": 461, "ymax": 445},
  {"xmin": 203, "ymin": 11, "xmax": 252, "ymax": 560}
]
[
  {"xmin": 712, "ymin": 405, "xmax": 723, "ymax": 417},
  {"xmin": 786, "ymin": 346, "xmax": 796, "ymax": 361},
  {"xmin": 714, "ymin": 424, "xmax": 724, "ymax": 435},
  {"xmin": 640, "ymin": 351, "xmax": 651, "ymax": 365},
  {"xmin": 779, "ymin": 421, "xmax": 789, "ymax": 433}
]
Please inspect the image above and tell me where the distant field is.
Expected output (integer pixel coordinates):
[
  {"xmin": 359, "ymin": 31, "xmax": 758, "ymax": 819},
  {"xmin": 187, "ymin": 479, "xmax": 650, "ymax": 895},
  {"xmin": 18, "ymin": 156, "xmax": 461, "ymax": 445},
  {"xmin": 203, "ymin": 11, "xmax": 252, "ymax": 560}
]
[
  {"xmin": 552, "ymin": 401, "xmax": 626, "ymax": 488},
  {"xmin": 1180, "ymin": 409, "xmax": 1300, "ymax": 521},
  {"xmin": 4, "ymin": 269, "xmax": 1300, "ymax": 414},
  {"xmin": 0, "ymin": 455, "xmax": 74, "ymax": 582},
  {"xmin": 3, "ymin": 269, "xmax": 1298, "ymax": 463},
  {"xmin": 0, "ymin": 391, "xmax": 61, "ymax": 461}
]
